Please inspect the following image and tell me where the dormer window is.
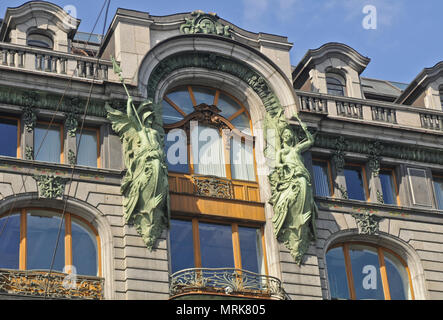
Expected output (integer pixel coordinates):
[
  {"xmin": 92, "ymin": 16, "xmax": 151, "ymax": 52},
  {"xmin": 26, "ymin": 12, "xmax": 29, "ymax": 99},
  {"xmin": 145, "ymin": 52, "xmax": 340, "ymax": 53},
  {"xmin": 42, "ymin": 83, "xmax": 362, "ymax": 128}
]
[
  {"xmin": 27, "ymin": 31, "xmax": 53, "ymax": 49},
  {"xmin": 440, "ymin": 88, "xmax": 443, "ymax": 111},
  {"xmin": 326, "ymin": 72, "xmax": 346, "ymax": 96}
]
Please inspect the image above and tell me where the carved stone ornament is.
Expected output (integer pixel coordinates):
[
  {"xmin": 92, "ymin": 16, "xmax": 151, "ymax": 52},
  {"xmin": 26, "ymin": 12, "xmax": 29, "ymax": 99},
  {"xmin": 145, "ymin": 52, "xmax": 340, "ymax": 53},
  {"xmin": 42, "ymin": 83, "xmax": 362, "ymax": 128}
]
[
  {"xmin": 332, "ymin": 136, "xmax": 347, "ymax": 173},
  {"xmin": 65, "ymin": 98, "xmax": 80, "ymax": 137},
  {"xmin": 22, "ymin": 92, "xmax": 39, "ymax": 132},
  {"xmin": 180, "ymin": 10, "xmax": 231, "ymax": 38},
  {"xmin": 33, "ymin": 174, "xmax": 68, "ymax": 199},
  {"xmin": 351, "ymin": 210, "xmax": 383, "ymax": 235},
  {"xmin": 68, "ymin": 149, "xmax": 76, "ymax": 166},
  {"xmin": 368, "ymin": 140, "xmax": 383, "ymax": 177},
  {"xmin": 25, "ymin": 146, "xmax": 34, "ymax": 160},
  {"xmin": 192, "ymin": 175, "xmax": 233, "ymax": 199}
]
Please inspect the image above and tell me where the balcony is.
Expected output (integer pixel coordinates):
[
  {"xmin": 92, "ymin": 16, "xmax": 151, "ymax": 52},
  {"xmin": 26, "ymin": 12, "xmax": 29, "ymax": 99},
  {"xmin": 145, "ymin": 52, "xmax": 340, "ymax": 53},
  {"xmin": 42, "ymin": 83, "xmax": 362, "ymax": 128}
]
[
  {"xmin": 0, "ymin": 268, "xmax": 104, "ymax": 300},
  {"xmin": 169, "ymin": 268, "xmax": 288, "ymax": 300},
  {"xmin": 296, "ymin": 90, "xmax": 443, "ymax": 132},
  {"xmin": 0, "ymin": 42, "xmax": 115, "ymax": 82}
]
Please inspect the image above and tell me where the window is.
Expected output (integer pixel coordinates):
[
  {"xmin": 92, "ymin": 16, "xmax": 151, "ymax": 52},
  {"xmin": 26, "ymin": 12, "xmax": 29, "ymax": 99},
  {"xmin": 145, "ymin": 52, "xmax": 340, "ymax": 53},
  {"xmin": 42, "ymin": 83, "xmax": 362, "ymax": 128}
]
[
  {"xmin": 344, "ymin": 164, "xmax": 369, "ymax": 201},
  {"xmin": 76, "ymin": 128, "xmax": 100, "ymax": 167},
  {"xmin": 0, "ymin": 116, "xmax": 20, "ymax": 158},
  {"xmin": 326, "ymin": 243, "xmax": 414, "ymax": 300},
  {"xmin": 34, "ymin": 122, "xmax": 63, "ymax": 163},
  {"xmin": 27, "ymin": 31, "xmax": 53, "ymax": 49},
  {"xmin": 433, "ymin": 174, "xmax": 443, "ymax": 210},
  {"xmin": 0, "ymin": 209, "xmax": 100, "ymax": 276},
  {"xmin": 326, "ymin": 72, "xmax": 346, "ymax": 96},
  {"xmin": 169, "ymin": 218, "xmax": 266, "ymax": 275},
  {"xmin": 379, "ymin": 169, "xmax": 399, "ymax": 205},
  {"xmin": 312, "ymin": 159, "xmax": 333, "ymax": 197},
  {"xmin": 440, "ymin": 90, "xmax": 443, "ymax": 111},
  {"xmin": 162, "ymin": 85, "xmax": 255, "ymax": 182}
]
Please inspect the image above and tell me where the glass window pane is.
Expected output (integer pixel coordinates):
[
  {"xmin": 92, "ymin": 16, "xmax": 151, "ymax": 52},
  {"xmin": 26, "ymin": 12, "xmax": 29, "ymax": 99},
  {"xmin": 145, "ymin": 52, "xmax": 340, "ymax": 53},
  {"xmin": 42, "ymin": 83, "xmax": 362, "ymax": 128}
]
[
  {"xmin": 192, "ymin": 87, "xmax": 215, "ymax": 106},
  {"xmin": 349, "ymin": 245, "xmax": 385, "ymax": 300},
  {"xmin": 380, "ymin": 170, "xmax": 397, "ymax": 205},
  {"xmin": 238, "ymin": 226, "xmax": 263, "ymax": 274},
  {"xmin": 0, "ymin": 118, "xmax": 18, "ymax": 157},
  {"xmin": 170, "ymin": 219, "xmax": 195, "ymax": 273},
  {"xmin": 344, "ymin": 165, "xmax": 366, "ymax": 201},
  {"xmin": 166, "ymin": 88, "xmax": 194, "ymax": 115},
  {"xmin": 231, "ymin": 112, "xmax": 251, "ymax": 134},
  {"xmin": 191, "ymin": 124, "xmax": 226, "ymax": 178},
  {"xmin": 433, "ymin": 177, "xmax": 443, "ymax": 210},
  {"xmin": 313, "ymin": 160, "xmax": 331, "ymax": 197},
  {"xmin": 76, "ymin": 129, "xmax": 98, "ymax": 167},
  {"xmin": 34, "ymin": 124, "xmax": 61, "ymax": 163},
  {"xmin": 27, "ymin": 210, "xmax": 65, "ymax": 272},
  {"xmin": 71, "ymin": 218, "xmax": 98, "ymax": 276},
  {"xmin": 217, "ymin": 93, "xmax": 241, "ymax": 119},
  {"xmin": 199, "ymin": 222, "xmax": 234, "ymax": 268},
  {"xmin": 164, "ymin": 129, "xmax": 189, "ymax": 174},
  {"xmin": 230, "ymin": 137, "xmax": 255, "ymax": 181},
  {"xmin": 384, "ymin": 251, "xmax": 410, "ymax": 300},
  {"xmin": 162, "ymin": 100, "xmax": 184, "ymax": 124},
  {"xmin": 326, "ymin": 247, "xmax": 350, "ymax": 300},
  {"xmin": 0, "ymin": 213, "xmax": 20, "ymax": 269}
]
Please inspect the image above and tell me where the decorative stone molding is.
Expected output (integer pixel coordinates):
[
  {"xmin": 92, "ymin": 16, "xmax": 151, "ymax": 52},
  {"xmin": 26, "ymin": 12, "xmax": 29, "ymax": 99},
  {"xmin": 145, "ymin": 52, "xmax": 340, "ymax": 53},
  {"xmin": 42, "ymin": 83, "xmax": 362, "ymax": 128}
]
[
  {"xmin": 351, "ymin": 209, "xmax": 383, "ymax": 235},
  {"xmin": 22, "ymin": 92, "xmax": 38, "ymax": 132},
  {"xmin": 33, "ymin": 174, "xmax": 68, "ymax": 199},
  {"xmin": 25, "ymin": 146, "xmax": 34, "ymax": 160},
  {"xmin": 368, "ymin": 140, "xmax": 383, "ymax": 177},
  {"xmin": 332, "ymin": 136, "xmax": 347, "ymax": 173},
  {"xmin": 180, "ymin": 10, "xmax": 231, "ymax": 38},
  {"xmin": 65, "ymin": 97, "xmax": 80, "ymax": 137},
  {"xmin": 192, "ymin": 175, "xmax": 233, "ymax": 199},
  {"xmin": 68, "ymin": 149, "xmax": 76, "ymax": 166}
]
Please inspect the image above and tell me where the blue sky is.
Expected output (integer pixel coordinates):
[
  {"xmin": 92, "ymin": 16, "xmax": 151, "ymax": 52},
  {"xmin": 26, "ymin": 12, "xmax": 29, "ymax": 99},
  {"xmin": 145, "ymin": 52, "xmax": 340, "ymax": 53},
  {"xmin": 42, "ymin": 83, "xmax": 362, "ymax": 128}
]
[{"xmin": 2, "ymin": 0, "xmax": 442, "ymax": 84}]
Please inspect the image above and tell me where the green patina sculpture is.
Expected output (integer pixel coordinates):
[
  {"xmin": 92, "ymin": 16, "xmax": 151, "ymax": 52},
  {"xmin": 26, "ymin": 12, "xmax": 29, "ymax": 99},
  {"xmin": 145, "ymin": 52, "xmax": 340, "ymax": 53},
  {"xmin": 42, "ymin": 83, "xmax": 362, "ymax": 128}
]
[
  {"xmin": 105, "ymin": 57, "xmax": 170, "ymax": 251},
  {"xmin": 180, "ymin": 10, "xmax": 231, "ymax": 37},
  {"xmin": 268, "ymin": 112, "xmax": 317, "ymax": 265}
]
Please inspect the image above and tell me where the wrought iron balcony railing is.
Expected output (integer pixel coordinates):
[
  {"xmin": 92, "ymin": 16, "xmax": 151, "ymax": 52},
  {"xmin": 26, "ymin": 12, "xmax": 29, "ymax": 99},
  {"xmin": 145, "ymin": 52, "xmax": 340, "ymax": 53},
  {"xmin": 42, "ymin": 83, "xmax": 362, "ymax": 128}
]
[
  {"xmin": 170, "ymin": 268, "xmax": 288, "ymax": 300},
  {"xmin": 0, "ymin": 268, "xmax": 104, "ymax": 300}
]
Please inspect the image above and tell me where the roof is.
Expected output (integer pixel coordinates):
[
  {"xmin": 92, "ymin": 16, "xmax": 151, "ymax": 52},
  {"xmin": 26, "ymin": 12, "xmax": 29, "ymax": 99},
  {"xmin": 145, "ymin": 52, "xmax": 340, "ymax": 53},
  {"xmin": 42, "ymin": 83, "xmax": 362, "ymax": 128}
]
[
  {"xmin": 360, "ymin": 77, "xmax": 405, "ymax": 98},
  {"xmin": 73, "ymin": 32, "xmax": 103, "ymax": 44}
]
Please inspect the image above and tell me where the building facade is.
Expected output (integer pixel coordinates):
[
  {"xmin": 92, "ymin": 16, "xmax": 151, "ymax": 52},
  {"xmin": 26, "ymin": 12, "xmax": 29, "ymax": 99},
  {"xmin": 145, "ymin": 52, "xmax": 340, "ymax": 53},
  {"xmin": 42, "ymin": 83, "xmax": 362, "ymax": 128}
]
[{"xmin": 0, "ymin": 1, "xmax": 442, "ymax": 300}]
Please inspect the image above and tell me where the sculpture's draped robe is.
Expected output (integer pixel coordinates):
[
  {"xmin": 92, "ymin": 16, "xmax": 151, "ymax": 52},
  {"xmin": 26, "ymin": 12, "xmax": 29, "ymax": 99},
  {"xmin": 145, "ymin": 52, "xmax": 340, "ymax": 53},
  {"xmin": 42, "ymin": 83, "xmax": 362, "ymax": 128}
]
[{"xmin": 106, "ymin": 104, "xmax": 170, "ymax": 250}]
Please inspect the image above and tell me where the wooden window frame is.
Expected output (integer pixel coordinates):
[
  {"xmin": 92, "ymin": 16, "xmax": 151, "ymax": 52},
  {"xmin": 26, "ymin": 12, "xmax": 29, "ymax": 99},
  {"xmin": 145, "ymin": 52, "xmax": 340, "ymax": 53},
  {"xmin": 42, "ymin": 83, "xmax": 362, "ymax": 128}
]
[
  {"xmin": 163, "ymin": 85, "xmax": 257, "ymax": 183},
  {"xmin": 0, "ymin": 115, "xmax": 21, "ymax": 159},
  {"xmin": 76, "ymin": 127, "xmax": 101, "ymax": 168},
  {"xmin": 1, "ymin": 208, "xmax": 101, "ymax": 277},
  {"xmin": 34, "ymin": 121, "xmax": 64, "ymax": 164},
  {"xmin": 327, "ymin": 242, "xmax": 415, "ymax": 300},
  {"xmin": 172, "ymin": 217, "xmax": 268, "ymax": 275},
  {"xmin": 312, "ymin": 158, "xmax": 334, "ymax": 197},
  {"xmin": 379, "ymin": 168, "xmax": 400, "ymax": 205},
  {"xmin": 344, "ymin": 163, "xmax": 370, "ymax": 201}
]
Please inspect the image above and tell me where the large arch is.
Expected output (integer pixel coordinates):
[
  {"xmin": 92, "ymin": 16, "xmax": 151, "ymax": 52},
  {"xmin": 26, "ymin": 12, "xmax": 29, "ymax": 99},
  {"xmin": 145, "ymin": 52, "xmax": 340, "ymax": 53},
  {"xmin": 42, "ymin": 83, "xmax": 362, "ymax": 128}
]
[
  {"xmin": 136, "ymin": 34, "xmax": 301, "ymax": 279},
  {"xmin": 0, "ymin": 193, "xmax": 116, "ymax": 299}
]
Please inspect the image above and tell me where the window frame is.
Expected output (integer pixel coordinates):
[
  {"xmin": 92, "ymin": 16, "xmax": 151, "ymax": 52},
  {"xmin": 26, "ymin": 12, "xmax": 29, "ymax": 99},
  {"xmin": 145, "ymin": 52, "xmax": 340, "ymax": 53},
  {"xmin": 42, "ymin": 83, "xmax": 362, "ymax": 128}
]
[
  {"xmin": 432, "ymin": 173, "xmax": 443, "ymax": 210},
  {"xmin": 76, "ymin": 126, "xmax": 101, "ymax": 168},
  {"xmin": 379, "ymin": 167, "xmax": 400, "ymax": 205},
  {"xmin": 0, "ymin": 208, "xmax": 101, "ymax": 277},
  {"xmin": 0, "ymin": 115, "xmax": 21, "ymax": 158},
  {"xmin": 169, "ymin": 216, "xmax": 268, "ymax": 275},
  {"xmin": 34, "ymin": 121, "xmax": 64, "ymax": 164},
  {"xmin": 162, "ymin": 85, "xmax": 258, "ymax": 183},
  {"xmin": 326, "ymin": 72, "xmax": 346, "ymax": 97},
  {"xmin": 344, "ymin": 163, "xmax": 370, "ymax": 201},
  {"xmin": 312, "ymin": 158, "xmax": 334, "ymax": 197},
  {"xmin": 327, "ymin": 242, "xmax": 415, "ymax": 300}
]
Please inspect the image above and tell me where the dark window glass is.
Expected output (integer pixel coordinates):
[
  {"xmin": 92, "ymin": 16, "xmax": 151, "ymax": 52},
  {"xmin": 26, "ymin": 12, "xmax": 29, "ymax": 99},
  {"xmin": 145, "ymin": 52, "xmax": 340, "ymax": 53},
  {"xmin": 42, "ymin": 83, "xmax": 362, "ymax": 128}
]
[
  {"xmin": 217, "ymin": 93, "xmax": 240, "ymax": 119},
  {"xmin": 433, "ymin": 176, "xmax": 443, "ymax": 210},
  {"xmin": 349, "ymin": 245, "xmax": 384, "ymax": 300},
  {"xmin": 192, "ymin": 87, "xmax": 215, "ymax": 106},
  {"xmin": 230, "ymin": 112, "xmax": 251, "ymax": 134},
  {"xmin": 0, "ymin": 118, "xmax": 18, "ymax": 157},
  {"xmin": 27, "ymin": 211, "xmax": 65, "ymax": 272},
  {"xmin": 164, "ymin": 129, "xmax": 189, "ymax": 174},
  {"xmin": 326, "ymin": 247, "xmax": 350, "ymax": 300},
  {"xmin": 170, "ymin": 220, "xmax": 195, "ymax": 273},
  {"xmin": 380, "ymin": 170, "xmax": 397, "ymax": 205},
  {"xmin": 238, "ymin": 226, "xmax": 262, "ymax": 274},
  {"xmin": 0, "ymin": 214, "xmax": 20, "ymax": 269},
  {"xmin": 384, "ymin": 251, "xmax": 410, "ymax": 300},
  {"xmin": 72, "ymin": 218, "xmax": 98, "ymax": 276},
  {"xmin": 326, "ymin": 76, "xmax": 345, "ymax": 96},
  {"xmin": 199, "ymin": 222, "xmax": 234, "ymax": 268},
  {"xmin": 76, "ymin": 129, "xmax": 98, "ymax": 167},
  {"xmin": 313, "ymin": 160, "xmax": 331, "ymax": 197},
  {"xmin": 34, "ymin": 124, "xmax": 61, "ymax": 163},
  {"xmin": 166, "ymin": 88, "xmax": 195, "ymax": 115},
  {"xmin": 162, "ymin": 100, "xmax": 184, "ymax": 124},
  {"xmin": 344, "ymin": 165, "xmax": 366, "ymax": 201}
]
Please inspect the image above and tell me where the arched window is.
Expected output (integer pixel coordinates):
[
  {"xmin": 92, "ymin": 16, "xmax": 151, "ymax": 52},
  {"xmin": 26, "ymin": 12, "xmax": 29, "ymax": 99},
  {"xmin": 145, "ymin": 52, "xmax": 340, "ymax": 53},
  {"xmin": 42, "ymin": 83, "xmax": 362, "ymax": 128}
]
[
  {"xmin": 326, "ymin": 72, "xmax": 346, "ymax": 96},
  {"xmin": 326, "ymin": 242, "xmax": 414, "ymax": 300},
  {"xmin": 0, "ymin": 209, "xmax": 100, "ymax": 277},
  {"xmin": 27, "ymin": 31, "xmax": 54, "ymax": 49},
  {"xmin": 162, "ymin": 85, "xmax": 256, "ymax": 182}
]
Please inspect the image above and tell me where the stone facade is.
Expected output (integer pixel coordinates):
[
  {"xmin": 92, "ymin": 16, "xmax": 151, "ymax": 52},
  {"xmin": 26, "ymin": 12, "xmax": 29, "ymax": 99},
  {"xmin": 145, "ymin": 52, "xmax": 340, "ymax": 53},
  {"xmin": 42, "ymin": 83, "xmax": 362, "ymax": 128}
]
[{"xmin": 0, "ymin": 1, "xmax": 442, "ymax": 300}]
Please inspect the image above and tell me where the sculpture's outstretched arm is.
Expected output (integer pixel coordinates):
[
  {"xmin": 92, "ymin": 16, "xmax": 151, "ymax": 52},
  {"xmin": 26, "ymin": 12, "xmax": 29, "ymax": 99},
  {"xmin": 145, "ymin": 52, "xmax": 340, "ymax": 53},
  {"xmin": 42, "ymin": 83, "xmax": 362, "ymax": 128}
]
[{"xmin": 294, "ymin": 112, "xmax": 314, "ymax": 152}]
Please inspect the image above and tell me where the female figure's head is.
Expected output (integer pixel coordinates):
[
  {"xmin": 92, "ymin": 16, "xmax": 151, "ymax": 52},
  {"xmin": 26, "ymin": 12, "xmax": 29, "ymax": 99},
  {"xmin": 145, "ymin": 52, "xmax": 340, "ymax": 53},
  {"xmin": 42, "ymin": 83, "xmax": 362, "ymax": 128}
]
[{"xmin": 282, "ymin": 128, "xmax": 297, "ymax": 147}]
